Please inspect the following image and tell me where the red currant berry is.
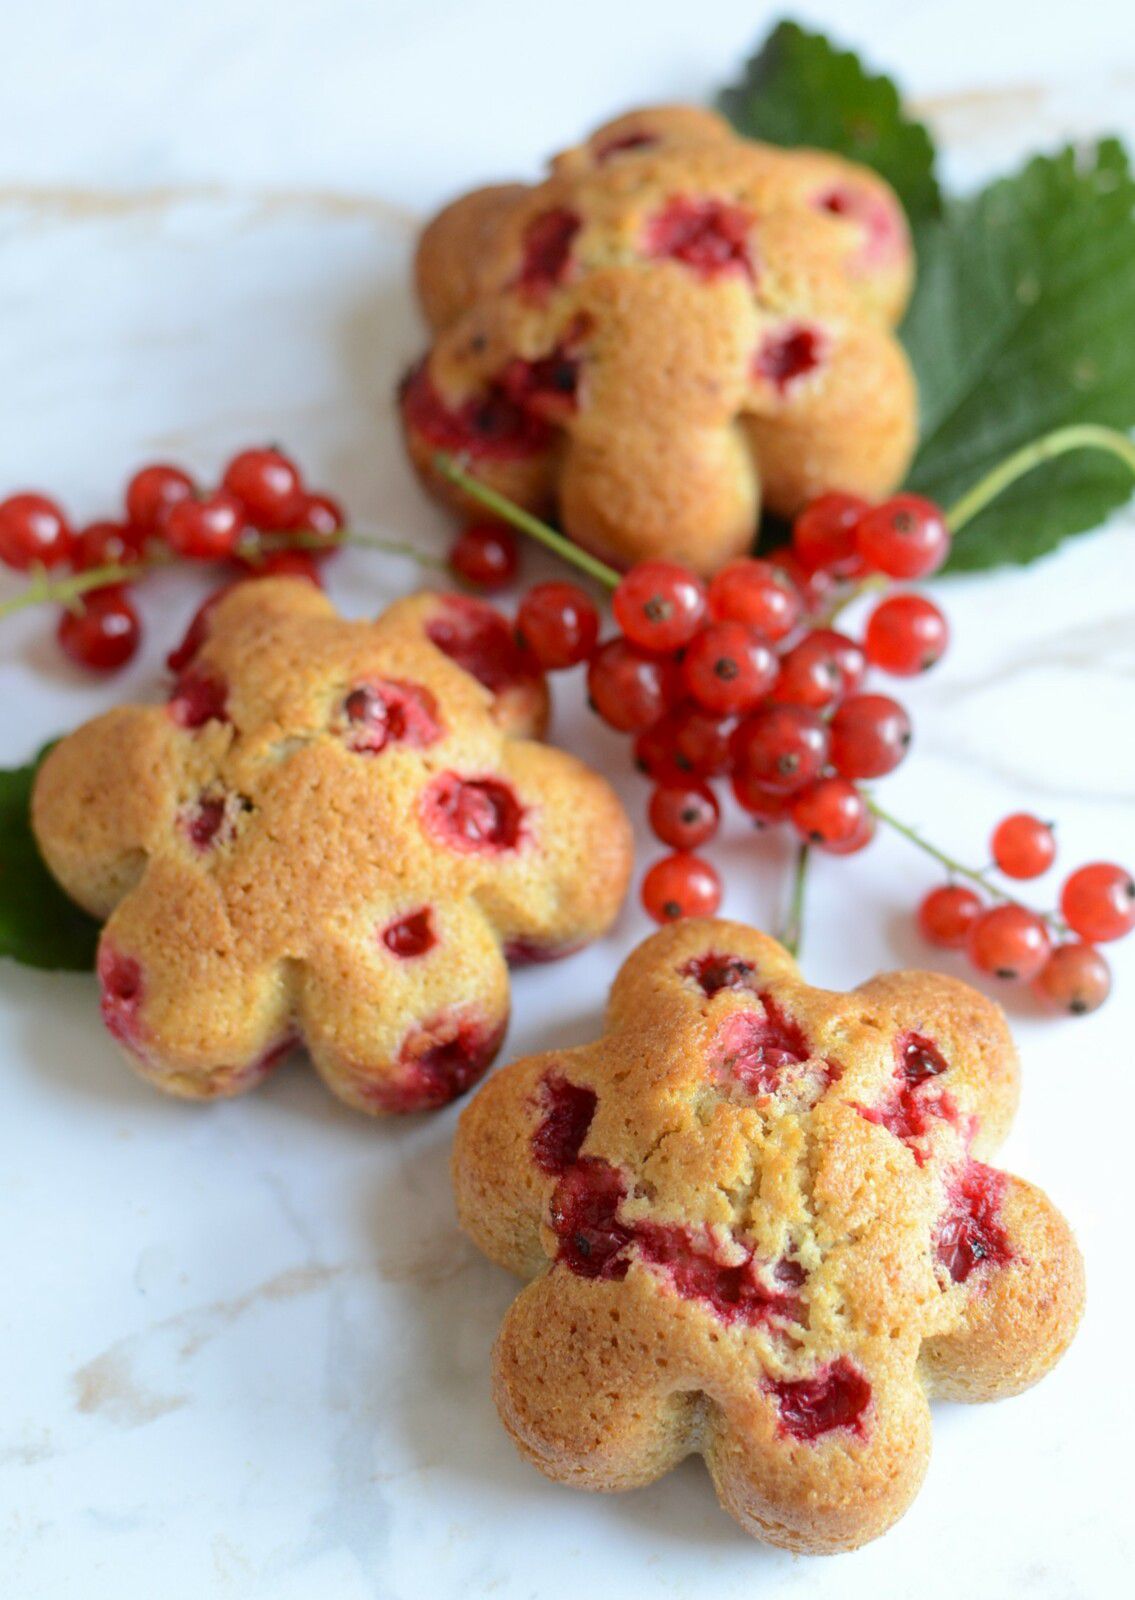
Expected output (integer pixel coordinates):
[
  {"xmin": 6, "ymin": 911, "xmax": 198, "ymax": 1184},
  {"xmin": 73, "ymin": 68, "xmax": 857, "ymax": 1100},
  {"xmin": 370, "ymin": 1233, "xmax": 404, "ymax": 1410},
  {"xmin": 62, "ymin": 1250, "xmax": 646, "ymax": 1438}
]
[
  {"xmin": 165, "ymin": 492, "xmax": 247, "ymax": 561},
  {"xmin": 772, "ymin": 552, "xmax": 835, "ymax": 617},
  {"xmin": 245, "ymin": 549, "xmax": 323, "ymax": 585},
  {"xmin": 72, "ymin": 520, "xmax": 145, "ymax": 573},
  {"xmin": 1060, "ymin": 862, "xmax": 1135, "ymax": 943},
  {"xmin": 707, "ymin": 558, "xmax": 801, "ymax": 641},
  {"xmin": 613, "ymin": 560, "xmax": 706, "ymax": 651},
  {"xmin": 587, "ymin": 638, "xmax": 682, "ymax": 732},
  {"xmin": 671, "ymin": 704, "xmax": 738, "ymax": 777},
  {"xmin": 789, "ymin": 777, "xmax": 872, "ymax": 853},
  {"xmin": 0, "ymin": 493, "xmax": 73, "ymax": 570},
  {"xmin": 641, "ymin": 852, "xmax": 722, "ymax": 923},
  {"xmin": 680, "ymin": 622, "xmax": 776, "ymax": 715},
  {"xmin": 730, "ymin": 704, "xmax": 829, "ymax": 795},
  {"xmin": 792, "ymin": 492, "xmax": 868, "ymax": 575},
  {"xmin": 1033, "ymin": 942, "xmax": 1112, "ymax": 1015},
  {"xmin": 829, "ymin": 693, "xmax": 912, "ymax": 780},
  {"xmin": 774, "ymin": 628, "xmax": 865, "ymax": 711},
  {"xmin": 855, "ymin": 494, "xmax": 950, "ymax": 579},
  {"xmin": 991, "ymin": 813, "xmax": 1056, "ymax": 880},
  {"xmin": 125, "ymin": 463, "xmax": 195, "ymax": 534},
  {"xmin": 57, "ymin": 587, "xmax": 141, "ymax": 672},
  {"xmin": 632, "ymin": 712, "xmax": 691, "ymax": 784},
  {"xmin": 296, "ymin": 492, "xmax": 345, "ymax": 546},
  {"xmin": 648, "ymin": 782, "xmax": 720, "ymax": 850},
  {"xmin": 221, "ymin": 447, "xmax": 305, "ymax": 530},
  {"xmin": 864, "ymin": 593, "xmax": 949, "ymax": 675},
  {"xmin": 517, "ymin": 581, "xmax": 599, "ymax": 670},
  {"xmin": 730, "ymin": 771, "xmax": 793, "ymax": 827},
  {"xmin": 967, "ymin": 904, "xmax": 1052, "ymax": 981},
  {"xmin": 917, "ymin": 884, "xmax": 983, "ymax": 948},
  {"xmin": 448, "ymin": 522, "xmax": 520, "ymax": 592}
]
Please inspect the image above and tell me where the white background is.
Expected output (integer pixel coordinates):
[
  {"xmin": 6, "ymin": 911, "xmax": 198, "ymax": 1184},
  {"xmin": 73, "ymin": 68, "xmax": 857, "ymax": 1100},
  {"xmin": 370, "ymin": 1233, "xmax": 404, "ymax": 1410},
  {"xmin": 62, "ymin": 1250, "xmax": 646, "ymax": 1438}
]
[{"xmin": 1, "ymin": 2, "xmax": 1133, "ymax": 1597}]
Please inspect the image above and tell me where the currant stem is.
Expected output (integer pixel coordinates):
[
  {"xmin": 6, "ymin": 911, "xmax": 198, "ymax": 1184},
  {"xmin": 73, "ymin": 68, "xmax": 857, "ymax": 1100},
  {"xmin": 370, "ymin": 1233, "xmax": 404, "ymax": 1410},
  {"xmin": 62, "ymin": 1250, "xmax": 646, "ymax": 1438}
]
[
  {"xmin": 779, "ymin": 842, "xmax": 811, "ymax": 959},
  {"xmin": 0, "ymin": 562, "xmax": 146, "ymax": 620},
  {"xmin": 432, "ymin": 452, "xmax": 621, "ymax": 590},
  {"xmin": 946, "ymin": 424, "xmax": 1135, "ymax": 534}
]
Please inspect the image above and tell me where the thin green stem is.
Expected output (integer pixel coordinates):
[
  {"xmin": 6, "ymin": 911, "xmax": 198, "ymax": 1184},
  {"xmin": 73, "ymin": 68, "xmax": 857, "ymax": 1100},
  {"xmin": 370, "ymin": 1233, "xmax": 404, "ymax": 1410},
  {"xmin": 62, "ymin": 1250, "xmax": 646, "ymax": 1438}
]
[
  {"xmin": 779, "ymin": 842, "xmax": 811, "ymax": 959},
  {"xmin": 946, "ymin": 423, "xmax": 1135, "ymax": 534},
  {"xmin": 432, "ymin": 452, "xmax": 621, "ymax": 590},
  {"xmin": 0, "ymin": 562, "xmax": 146, "ymax": 620}
]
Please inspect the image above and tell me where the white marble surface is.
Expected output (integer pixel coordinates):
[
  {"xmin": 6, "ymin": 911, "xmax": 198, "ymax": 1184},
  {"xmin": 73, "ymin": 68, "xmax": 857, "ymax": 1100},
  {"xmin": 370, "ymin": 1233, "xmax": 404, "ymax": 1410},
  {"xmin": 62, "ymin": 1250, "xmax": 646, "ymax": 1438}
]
[{"xmin": 1, "ymin": 2, "xmax": 1134, "ymax": 1596}]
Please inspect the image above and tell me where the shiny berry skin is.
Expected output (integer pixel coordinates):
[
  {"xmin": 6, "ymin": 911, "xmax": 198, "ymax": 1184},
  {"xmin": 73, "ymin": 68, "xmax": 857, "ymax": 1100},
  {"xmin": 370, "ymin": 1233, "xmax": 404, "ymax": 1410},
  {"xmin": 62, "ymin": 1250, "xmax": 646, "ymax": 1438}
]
[
  {"xmin": 56, "ymin": 587, "xmax": 141, "ymax": 671},
  {"xmin": 670, "ymin": 704, "xmax": 737, "ymax": 777},
  {"xmin": 730, "ymin": 772, "xmax": 793, "ymax": 827},
  {"xmin": 680, "ymin": 622, "xmax": 776, "ymax": 715},
  {"xmin": 641, "ymin": 852, "xmax": 722, "ymax": 923},
  {"xmin": 1033, "ymin": 942, "xmax": 1112, "ymax": 1015},
  {"xmin": 587, "ymin": 638, "xmax": 682, "ymax": 732},
  {"xmin": 967, "ymin": 904, "xmax": 1052, "ymax": 981},
  {"xmin": 221, "ymin": 447, "xmax": 305, "ymax": 529},
  {"xmin": 792, "ymin": 492, "xmax": 868, "ymax": 576},
  {"xmin": 124, "ymin": 463, "xmax": 195, "ymax": 534},
  {"xmin": 296, "ymin": 491, "xmax": 345, "ymax": 545},
  {"xmin": 613, "ymin": 560, "xmax": 706, "ymax": 651},
  {"xmin": 633, "ymin": 711, "xmax": 694, "ymax": 785},
  {"xmin": 72, "ymin": 520, "xmax": 145, "ymax": 573},
  {"xmin": 774, "ymin": 628, "xmax": 864, "ymax": 711},
  {"xmin": 773, "ymin": 552, "xmax": 835, "ymax": 617},
  {"xmin": 730, "ymin": 704, "xmax": 828, "ymax": 795},
  {"xmin": 246, "ymin": 548, "xmax": 323, "ymax": 585},
  {"xmin": 829, "ymin": 693, "xmax": 912, "ymax": 780},
  {"xmin": 1060, "ymin": 862, "xmax": 1135, "ymax": 942},
  {"xmin": 0, "ymin": 493, "xmax": 73, "ymax": 570},
  {"xmin": 648, "ymin": 782, "xmax": 720, "ymax": 850},
  {"xmin": 918, "ymin": 884, "xmax": 983, "ymax": 948},
  {"xmin": 516, "ymin": 581, "xmax": 599, "ymax": 669},
  {"xmin": 449, "ymin": 522, "xmax": 520, "ymax": 592},
  {"xmin": 855, "ymin": 494, "xmax": 950, "ymax": 579},
  {"xmin": 164, "ymin": 492, "xmax": 247, "ymax": 561},
  {"xmin": 790, "ymin": 778, "xmax": 872, "ymax": 853},
  {"xmin": 864, "ymin": 593, "xmax": 949, "ymax": 675},
  {"xmin": 991, "ymin": 813, "xmax": 1056, "ymax": 880},
  {"xmin": 707, "ymin": 558, "xmax": 801, "ymax": 641}
]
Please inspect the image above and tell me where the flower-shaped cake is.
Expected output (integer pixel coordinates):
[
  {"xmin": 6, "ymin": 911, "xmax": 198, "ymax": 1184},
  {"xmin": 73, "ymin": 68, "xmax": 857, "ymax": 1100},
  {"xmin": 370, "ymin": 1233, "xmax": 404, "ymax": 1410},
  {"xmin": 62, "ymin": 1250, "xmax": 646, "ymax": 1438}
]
[
  {"xmin": 453, "ymin": 918, "xmax": 1083, "ymax": 1552},
  {"xmin": 32, "ymin": 578, "xmax": 632, "ymax": 1113},
  {"xmin": 401, "ymin": 104, "xmax": 917, "ymax": 575}
]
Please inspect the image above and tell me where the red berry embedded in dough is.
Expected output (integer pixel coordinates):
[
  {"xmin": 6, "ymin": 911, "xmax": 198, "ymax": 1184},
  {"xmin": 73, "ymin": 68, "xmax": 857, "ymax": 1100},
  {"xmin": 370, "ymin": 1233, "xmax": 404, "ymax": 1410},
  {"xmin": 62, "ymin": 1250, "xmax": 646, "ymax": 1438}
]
[
  {"xmin": 791, "ymin": 492, "xmax": 867, "ymax": 577},
  {"xmin": 381, "ymin": 1011, "xmax": 507, "ymax": 1112},
  {"xmin": 768, "ymin": 1358, "xmax": 872, "ymax": 1441},
  {"xmin": 57, "ymin": 587, "xmax": 141, "ymax": 672},
  {"xmin": 828, "ymin": 693, "xmax": 912, "ymax": 780},
  {"xmin": 426, "ymin": 595, "xmax": 541, "ymax": 697},
  {"xmin": 381, "ymin": 908, "xmax": 437, "ymax": 960},
  {"xmin": 967, "ymin": 904, "xmax": 1052, "ymax": 981},
  {"xmin": 613, "ymin": 560, "xmax": 707, "ymax": 652},
  {"xmin": 168, "ymin": 669, "xmax": 229, "ymax": 729},
  {"xmin": 1059, "ymin": 862, "xmax": 1135, "ymax": 943},
  {"xmin": 918, "ymin": 884, "xmax": 983, "ymax": 949},
  {"xmin": 595, "ymin": 130, "xmax": 658, "ymax": 163},
  {"xmin": 936, "ymin": 1162, "xmax": 1011, "ymax": 1283},
  {"xmin": 517, "ymin": 207, "xmax": 581, "ymax": 297},
  {"xmin": 754, "ymin": 323, "xmax": 827, "ymax": 393},
  {"xmin": 183, "ymin": 793, "xmax": 231, "ymax": 851},
  {"xmin": 1033, "ymin": 942, "xmax": 1112, "ymax": 1015},
  {"xmin": 98, "ymin": 945, "xmax": 145, "ymax": 1050},
  {"xmin": 635, "ymin": 1224, "xmax": 803, "ymax": 1326},
  {"xmin": 707, "ymin": 558, "xmax": 802, "ymax": 642},
  {"xmin": 422, "ymin": 773, "xmax": 525, "ymax": 853},
  {"xmin": 165, "ymin": 491, "xmax": 247, "ymax": 561},
  {"xmin": 680, "ymin": 951, "xmax": 760, "ymax": 998},
  {"xmin": 400, "ymin": 362, "xmax": 553, "ymax": 460},
  {"xmin": 516, "ymin": 581, "xmax": 599, "ymax": 670},
  {"xmin": 991, "ymin": 813, "xmax": 1056, "ymax": 880},
  {"xmin": 865, "ymin": 593, "xmax": 949, "ymax": 676},
  {"xmin": 549, "ymin": 1159, "xmax": 633, "ymax": 1279},
  {"xmin": 0, "ymin": 493, "xmax": 73, "ymax": 570},
  {"xmin": 648, "ymin": 782, "xmax": 720, "ymax": 850},
  {"xmin": 448, "ymin": 522, "xmax": 520, "ymax": 592},
  {"xmin": 681, "ymin": 622, "xmax": 777, "ymax": 715},
  {"xmin": 856, "ymin": 494, "xmax": 950, "ymax": 579},
  {"xmin": 344, "ymin": 682, "xmax": 442, "ymax": 753},
  {"xmin": 645, "ymin": 196, "xmax": 756, "ymax": 280},
  {"xmin": 856, "ymin": 1030, "xmax": 955, "ymax": 1157},
  {"xmin": 710, "ymin": 1000, "xmax": 809, "ymax": 1095},
  {"xmin": 532, "ymin": 1073, "xmax": 598, "ymax": 1175},
  {"xmin": 641, "ymin": 852, "xmax": 722, "ymax": 923},
  {"xmin": 587, "ymin": 638, "xmax": 682, "ymax": 732},
  {"xmin": 222, "ymin": 447, "xmax": 306, "ymax": 530},
  {"xmin": 730, "ymin": 704, "xmax": 829, "ymax": 795},
  {"xmin": 125, "ymin": 463, "xmax": 195, "ymax": 534}
]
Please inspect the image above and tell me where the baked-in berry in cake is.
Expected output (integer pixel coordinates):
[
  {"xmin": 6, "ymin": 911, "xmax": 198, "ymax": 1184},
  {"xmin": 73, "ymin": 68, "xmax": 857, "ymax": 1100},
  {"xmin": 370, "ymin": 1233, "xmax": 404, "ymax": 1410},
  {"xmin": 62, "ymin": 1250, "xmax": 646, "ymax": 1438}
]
[
  {"xmin": 32, "ymin": 578, "xmax": 632, "ymax": 1113},
  {"xmin": 402, "ymin": 105, "xmax": 917, "ymax": 575},
  {"xmin": 452, "ymin": 918, "xmax": 1083, "ymax": 1553}
]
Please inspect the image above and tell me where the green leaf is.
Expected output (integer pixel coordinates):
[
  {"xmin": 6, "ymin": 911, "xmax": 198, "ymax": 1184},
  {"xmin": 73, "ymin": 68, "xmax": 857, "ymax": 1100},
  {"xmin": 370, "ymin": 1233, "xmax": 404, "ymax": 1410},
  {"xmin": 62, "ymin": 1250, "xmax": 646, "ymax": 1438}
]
[
  {"xmin": 0, "ymin": 744, "xmax": 98, "ymax": 971},
  {"xmin": 905, "ymin": 139, "xmax": 1135, "ymax": 569},
  {"xmin": 716, "ymin": 18, "xmax": 940, "ymax": 229}
]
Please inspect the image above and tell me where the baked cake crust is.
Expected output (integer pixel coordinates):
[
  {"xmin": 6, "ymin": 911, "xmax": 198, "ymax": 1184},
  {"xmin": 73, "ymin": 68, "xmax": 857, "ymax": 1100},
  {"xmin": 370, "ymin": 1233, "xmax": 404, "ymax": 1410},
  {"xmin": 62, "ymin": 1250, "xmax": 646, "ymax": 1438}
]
[
  {"xmin": 452, "ymin": 918, "xmax": 1084, "ymax": 1552},
  {"xmin": 402, "ymin": 104, "xmax": 917, "ymax": 575},
  {"xmin": 32, "ymin": 578, "xmax": 632, "ymax": 1113}
]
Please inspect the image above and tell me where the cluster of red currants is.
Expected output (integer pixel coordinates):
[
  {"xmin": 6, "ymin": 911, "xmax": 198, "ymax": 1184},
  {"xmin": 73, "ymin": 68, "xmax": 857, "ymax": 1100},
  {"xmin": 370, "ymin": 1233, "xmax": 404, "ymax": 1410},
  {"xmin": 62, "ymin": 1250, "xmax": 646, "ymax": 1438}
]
[
  {"xmin": 919, "ymin": 818, "xmax": 1134, "ymax": 1015},
  {"xmin": 0, "ymin": 448, "xmax": 343, "ymax": 671}
]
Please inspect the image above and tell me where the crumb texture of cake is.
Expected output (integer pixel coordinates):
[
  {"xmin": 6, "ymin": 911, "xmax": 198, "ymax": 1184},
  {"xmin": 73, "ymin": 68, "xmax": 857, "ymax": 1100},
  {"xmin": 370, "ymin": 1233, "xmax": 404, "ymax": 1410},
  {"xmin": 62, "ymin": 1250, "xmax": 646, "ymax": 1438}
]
[
  {"xmin": 32, "ymin": 577, "xmax": 633, "ymax": 1113},
  {"xmin": 402, "ymin": 105, "xmax": 918, "ymax": 574},
  {"xmin": 452, "ymin": 918, "xmax": 1084, "ymax": 1552}
]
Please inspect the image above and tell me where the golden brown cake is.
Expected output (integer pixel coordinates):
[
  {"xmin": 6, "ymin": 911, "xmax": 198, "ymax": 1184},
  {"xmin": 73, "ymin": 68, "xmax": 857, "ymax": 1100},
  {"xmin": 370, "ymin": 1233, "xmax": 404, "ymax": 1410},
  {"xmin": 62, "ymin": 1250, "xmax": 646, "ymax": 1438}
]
[
  {"xmin": 32, "ymin": 578, "xmax": 633, "ymax": 1112},
  {"xmin": 453, "ymin": 918, "xmax": 1083, "ymax": 1552},
  {"xmin": 401, "ymin": 105, "xmax": 917, "ymax": 575}
]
